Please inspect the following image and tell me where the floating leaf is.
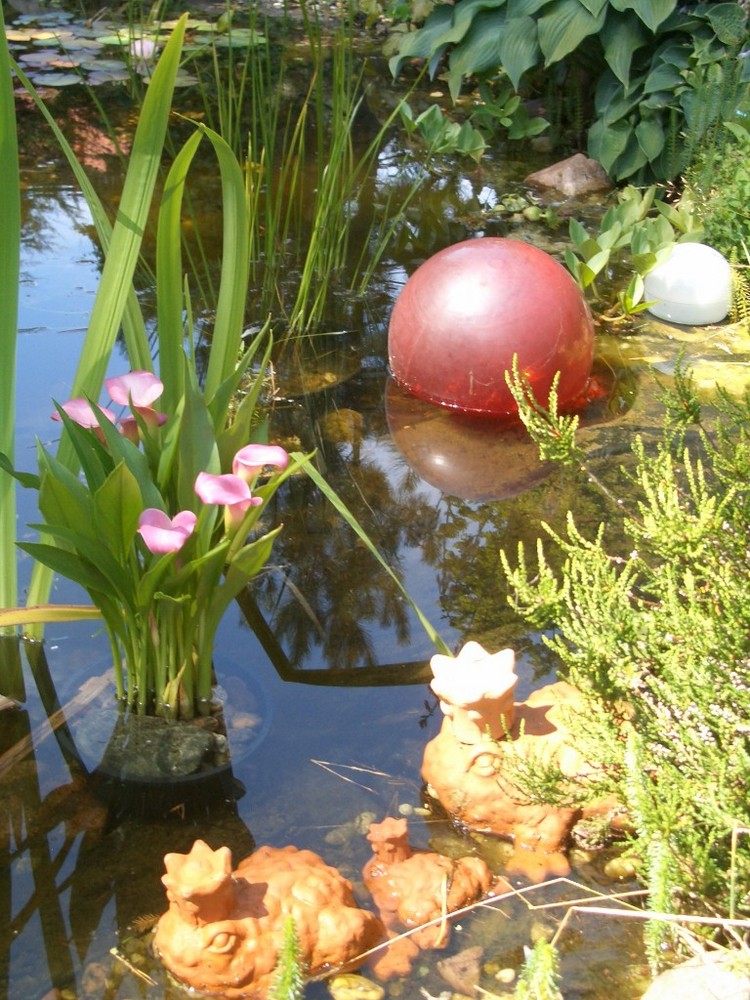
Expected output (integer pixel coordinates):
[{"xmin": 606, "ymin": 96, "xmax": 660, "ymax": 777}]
[{"xmin": 33, "ymin": 71, "xmax": 81, "ymax": 86}]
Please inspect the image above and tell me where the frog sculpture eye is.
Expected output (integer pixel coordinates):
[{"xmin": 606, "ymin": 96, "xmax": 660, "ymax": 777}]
[{"xmin": 206, "ymin": 928, "xmax": 238, "ymax": 955}]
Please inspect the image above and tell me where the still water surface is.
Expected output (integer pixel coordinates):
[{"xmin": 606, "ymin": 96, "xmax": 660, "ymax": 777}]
[{"xmin": 4, "ymin": 50, "xmax": 734, "ymax": 999}]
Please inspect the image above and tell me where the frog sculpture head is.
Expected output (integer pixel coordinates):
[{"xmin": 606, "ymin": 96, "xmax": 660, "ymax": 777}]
[{"xmin": 154, "ymin": 839, "xmax": 386, "ymax": 998}]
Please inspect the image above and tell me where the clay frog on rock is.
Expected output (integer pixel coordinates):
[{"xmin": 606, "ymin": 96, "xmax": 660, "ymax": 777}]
[
  {"xmin": 422, "ymin": 643, "xmax": 623, "ymax": 881},
  {"xmin": 154, "ymin": 839, "xmax": 385, "ymax": 998},
  {"xmin": 362, "ymin": 817, "xmax": 499, "ymax": 980}
]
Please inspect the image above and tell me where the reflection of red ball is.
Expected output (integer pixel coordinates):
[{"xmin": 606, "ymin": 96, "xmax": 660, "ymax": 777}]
[{"xmin": 388, "ymin": 237, "xmax": 595, "ymax": 418}]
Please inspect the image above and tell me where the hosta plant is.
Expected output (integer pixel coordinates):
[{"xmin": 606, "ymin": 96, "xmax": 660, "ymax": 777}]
[{"xmin": 390, "ymin": 0, "xmax": 750, "ymax": 183}]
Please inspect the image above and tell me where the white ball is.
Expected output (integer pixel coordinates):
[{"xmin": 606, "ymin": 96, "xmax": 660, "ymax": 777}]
[{"xmin": 644, "ymin": 242, "xmax": 732, "ymax": 326}]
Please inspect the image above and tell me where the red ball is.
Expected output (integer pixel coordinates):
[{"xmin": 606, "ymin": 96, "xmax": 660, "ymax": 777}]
[{"xmin": 388, "ymin": 237, "xmax": 595, "ymax": 418}]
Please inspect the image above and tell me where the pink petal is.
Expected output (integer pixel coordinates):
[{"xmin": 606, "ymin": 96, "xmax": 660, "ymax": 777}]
[
  {"xmin": 225, "ymin": 496, "xmax": 263, "ymax": 531},
  {"xmin": 195, "ymin": 472, "xmax": 252, "ymax": 506},
  {"xmin": 137, "ymin": 508, "xmax": 196, "ymax": 554},
  {"xmin": 232, "ymin": 444, "xmax": 289, "ymax": 483},
  {"xmin": 106, "ymin": 371, "xmax": 164, "ymax": 408},
  {"xmin": 52, "ymin": 399, "xmax": 117, "ymax": 428}
]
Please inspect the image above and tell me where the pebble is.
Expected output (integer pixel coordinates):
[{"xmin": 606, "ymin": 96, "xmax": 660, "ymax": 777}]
[
  {"xmin": 328, "ymin": 972, "xmax": 385, "ymax": 1000},
  {"xmin": 604, "ymin": 856, "xmax": 639, "ymax": 880}
]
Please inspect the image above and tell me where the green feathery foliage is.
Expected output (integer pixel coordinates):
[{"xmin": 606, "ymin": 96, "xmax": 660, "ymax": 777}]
[
  {"xmin": 502, "ymin": 360, "xmax": 750, "ymax": 955},
  {"xmin": 515, "ymin": 938, "xmax": 563, "ymax": 1000},
  {"xmin": 268, "ymin": 916, "xmax": 306, "ymax": 1000}
]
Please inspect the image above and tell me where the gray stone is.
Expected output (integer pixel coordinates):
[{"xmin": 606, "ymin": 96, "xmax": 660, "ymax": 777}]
[
  {"xmin": 525, "ymin": 153, "xmax": 612, "ymax": 198},
  {"xmin": 642, "ymin": 951, "xmax": 750, "ymax": 1000}
]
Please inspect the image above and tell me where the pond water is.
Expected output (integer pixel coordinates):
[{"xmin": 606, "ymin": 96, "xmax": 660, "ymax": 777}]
[{"xmin": 4, "ymin": 9, "xmax": 748, "ymax": 1000}]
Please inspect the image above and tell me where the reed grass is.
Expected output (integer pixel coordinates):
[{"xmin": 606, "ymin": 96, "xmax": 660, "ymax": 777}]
[{"xmin": 0, "ymin": 4, "xmax": 21, "ymax": 627}]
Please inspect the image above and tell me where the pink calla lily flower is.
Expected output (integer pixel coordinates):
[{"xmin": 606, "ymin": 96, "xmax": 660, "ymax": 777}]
[
  {"xmin": 106, "ymin": 371, "xmax": 164, "ymax": 408},
  {"xmin": 52, "ymin": 399, "xmax": 117, "ymax": 428},
  {"xmin": 137, "ymin": 509, "xmax": 197, "ymax": 554},
  {"xmin": 195, "ymin": 471, "xmax": 262, "ymax": 532},
  {"xmin": 232, "ymin": 444, "xmax": 289, "ymax": 484}
]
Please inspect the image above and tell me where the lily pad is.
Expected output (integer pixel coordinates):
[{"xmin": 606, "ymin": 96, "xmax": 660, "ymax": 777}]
[
  {"xmin": 59, "ymin": 37, "xmax": 105, "ymax": 52},
  {"xmin": 85, "ymin": 68, "xmax": 131, "ymax": 85},
  {"xmin": 213, "ymin": 28, "xmax": 267, "ymax": 47},
  {"xmin": 31, "ymin": 71, "xmax": 81, "ymax": 86},
  {"xmin": 80, "ymin": 58, "xmax": 128, "ymax": 73},
  {"xmin": 5, "ymin": 29, "xmax": 34, "ymax": 42},
  {"xmin": 30, "ymin": 29, "xmax": 71, "ymax": 43},
  {"xmin": 18, "ymin": 50, "xmax": 69, "ymax": 66}
]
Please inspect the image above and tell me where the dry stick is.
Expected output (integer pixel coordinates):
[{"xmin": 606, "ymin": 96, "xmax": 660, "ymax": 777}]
[{"xmin": 317, "ymin": 878, "xmax": 649, "ymax": 979}]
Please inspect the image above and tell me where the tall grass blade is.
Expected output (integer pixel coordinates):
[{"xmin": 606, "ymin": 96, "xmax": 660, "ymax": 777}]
[
  {"xmin": 25, "ymin": 15, "xmax": 189, "ymax": 623},
  {"xmin": 0, "ymin": 4, "xmax": 20, "ymax": 626},
  {"xmin": 293, "ymin": 453, "xmax": 451, "ymax": 655}
]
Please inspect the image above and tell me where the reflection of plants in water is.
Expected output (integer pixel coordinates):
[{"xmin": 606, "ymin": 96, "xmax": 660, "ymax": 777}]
[
  {"xmin": 430, "ymin": 465, "xmax": 603, "ymax": 648},
  {"xmin": 253, "ymin": 454, "xmax": 440, "ymax": 670}
]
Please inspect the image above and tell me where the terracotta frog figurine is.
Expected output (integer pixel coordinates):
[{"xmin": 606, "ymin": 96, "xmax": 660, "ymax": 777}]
[
  {"xmin": 422, "ymin": 642, "xmax": 626, "ymax": 881},
  {"xmin": 362, "ymin": 817, "xmax": 499, "ymax": 979},
  {"xmin": 154, "ymin": 839, "xmax": 386, "ymax": 998}
]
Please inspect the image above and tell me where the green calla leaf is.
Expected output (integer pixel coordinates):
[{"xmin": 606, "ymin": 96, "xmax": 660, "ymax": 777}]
[
  {"xmin": 0, "ymin": 452, "xmax": 39, "ymax": 489},
  {"xmin": 93, "ymin": 461, "xmax": 142, "ymax": 565},
  {"xmin": 18, "ymin": 541, "xmax": 113, "ymax": 594}
]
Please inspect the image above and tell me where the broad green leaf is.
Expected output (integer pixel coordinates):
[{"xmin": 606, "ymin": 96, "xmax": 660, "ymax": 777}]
[
  {"xmin": 577, "ymin": 0, "xmax": 607, "ymax": 17},
  {"xmin": 635, "ymin": 116, "xmax": 665, "ymax": 160},
  {"xmin": 643, "ymin": 61, "xmax": 684, "ymax": 95},
  {"xmin": 706, "ymin": 3, "xmax": 747, "ymax": 46},
  {"xmin": 37, "ymin": 451, "xmax": 94, "ymax": 534},
  {"xmin": 447, "ymin": 8, "xmax": 508, "ymax": 98},
  {"xmin": 588, "ymin": 117, "xmax": 632, "ymax": 172},
  {"xmin": 93, "ymin": 462, "xmax": 141, "ymax": 565},
  {"xmin": 537, "ymin": 0, "xmax": 606, "ymax": 66},
  {"xmin": 610, "ymin": 0, "xmax": 676, "ymax": 33},
  {"xmin": 202, "ymin": 528, "xmax": 283, "ymax": 648},
  {"xmin": 92, "ymin": 405, "xmax": 166, "ymax": 510},
  {"xmin": 0, "ymin": 3, "xmax": 20, "ymax": 616},
  {"xmin": 595, "ymin": 69, "xmax": 647, "ymax": 122},
  {"xmin": 0, "ymin": 452, "xmax": 39, "ymax": 490},
  {"xmin": 389, "ymin": 5, "xmax": 455, "ymax": 77},
  {"xmin": 507, "ymin": 0, "xmax": 551, "ymax": 15},
  {"xmin": 601, "ymin": 11, "xmax": 648, "ymax": 87},
  {"xmin": 27, "ymin": 522, "xmax": 130, "ymax": 599},
  {"xmin": 499, "ymin": 15, "xmax": 542, "ymax": 89},
  {"xmin": 583, "ymin": 248, "xmax": 611, "ymax": 278},
  {"xmin": 610, "ymin": 136, "xmax": 649, "ymax": 179},
  {"xmin": 441, "ymin": 0, "xmax": 507, "ymax": 47},
  {"xmin": 19, "ymin": 541, "xmax": 113, "ymax": 594}
]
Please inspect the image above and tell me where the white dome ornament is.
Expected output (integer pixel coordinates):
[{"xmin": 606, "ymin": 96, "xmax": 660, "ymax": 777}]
[{"xmin": 644, "ymin": 242, "xmax": 732, "ymax": 326}]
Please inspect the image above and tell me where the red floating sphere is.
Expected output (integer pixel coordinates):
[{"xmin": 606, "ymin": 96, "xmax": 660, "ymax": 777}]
[{"xmin": 388, "ymin": 237, "xmax": 595, "ymax": 418}]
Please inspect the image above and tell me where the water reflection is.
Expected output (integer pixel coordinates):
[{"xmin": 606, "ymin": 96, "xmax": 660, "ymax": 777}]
[{"xmin": 385, "ymin": 377, "xmax": 553, "ymax": 501}]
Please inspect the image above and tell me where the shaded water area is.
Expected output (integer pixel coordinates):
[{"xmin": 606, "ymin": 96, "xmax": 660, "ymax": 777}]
[{"xmin": 5, "ymin": 8, "xmax": 750, "ymax": 1000}]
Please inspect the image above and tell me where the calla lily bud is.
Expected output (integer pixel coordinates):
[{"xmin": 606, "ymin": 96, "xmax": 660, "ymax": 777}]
[
  {"xmin": 232, "ymin": 444, "xmax": 289, "ymax": 484},
  {"xmin": 138, "ymin": 509, "xmax": 197, "ymax": 554}
]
